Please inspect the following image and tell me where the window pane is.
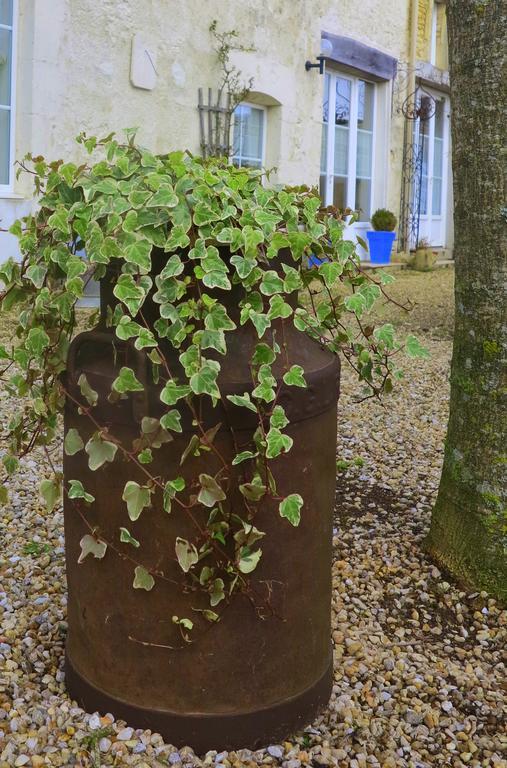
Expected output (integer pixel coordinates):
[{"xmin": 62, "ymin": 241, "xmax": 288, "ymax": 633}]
[
  {"xmin": 356, "ymin": 130, "xmax": 372, "ymax": 179},
  {"xmin": 232, "ymin": 105, "xmax": 264, "ymax": 168},
  {"xmin": 355, "ymin": 178, "xmax": 371, "ymax": 221},
  {"xmin": 0, "ymin": 1, "xmax": 12, "ymax": 26},
  {"xmin": 434, "ymin": 99, "xmax": 444, "ymax": 139},
  {"xmin": 333, "ymin": 176, "xmax": 346, "ymax": 209},
  {"xmin": 0, "ymin": 107, "xmax": 10, "ymax": 184},
  {"xmin": 334, "ymin": 126, "xmax": 348, "ymax": 175},
  {"xmin": 433, "ymin": 137, "xmax": 443, "ymax": 177},
  {"xmin": 0, "ymin": 28, "xmax": 12, "ymax": 106},
  {"xmin": 357, "ymin": 81, "xmax": 374, "ymax": 131},
  {"xmin": 432, "ymin": 177, "xmax": 442, "ymax": 215},
  {"xmin": 335, "ymin": 77, "xmax": 351, "ymax": 126},
  {"xmin": 420, "ymin": 177, "xmax": 428, "ymax": 216}
]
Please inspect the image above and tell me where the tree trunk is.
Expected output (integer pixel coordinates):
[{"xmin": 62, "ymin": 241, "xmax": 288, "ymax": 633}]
[{"xmin": 425, "ymin": 0, "xmax": 507, "ymax": 601}]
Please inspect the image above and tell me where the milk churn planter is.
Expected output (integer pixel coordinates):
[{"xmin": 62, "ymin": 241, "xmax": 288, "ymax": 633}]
[{"xmin": 0, "ymin": 132, "xmax": 428, "ymax": 751}]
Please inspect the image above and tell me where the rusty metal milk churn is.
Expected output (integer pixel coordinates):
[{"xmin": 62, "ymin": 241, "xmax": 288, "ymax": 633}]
[{"xmin": 63, "ymin": 250, "xmax": 340, "ymax": 752}]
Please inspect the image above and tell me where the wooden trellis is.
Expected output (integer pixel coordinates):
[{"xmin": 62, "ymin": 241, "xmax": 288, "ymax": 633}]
[{"xmin": 198, "ymin": 88, "xmax": 234, "ymax": 159}]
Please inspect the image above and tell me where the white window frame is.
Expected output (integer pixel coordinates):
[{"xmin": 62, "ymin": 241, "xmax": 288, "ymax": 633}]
[
  {"xmin": 0, "ymin": 0, "xmax": 17, "ymax": 195},
  {"xmin": 321, "ymin": 71, "xmax": 377, "ymax": 222},
  {"xmin": 231, "ymin": 102, "xmax": 267, "ymax": 168}
]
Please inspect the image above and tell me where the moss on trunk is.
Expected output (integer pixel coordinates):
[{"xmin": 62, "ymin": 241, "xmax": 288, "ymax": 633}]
[{"xmin": 425, "ymin": 0, "xmax": 507, "ymax": 601}]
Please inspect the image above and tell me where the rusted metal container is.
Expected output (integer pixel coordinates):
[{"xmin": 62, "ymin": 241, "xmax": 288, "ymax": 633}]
[{"xmin": 63, "ymin": 258, "xmax": 340, "ymax": 752}]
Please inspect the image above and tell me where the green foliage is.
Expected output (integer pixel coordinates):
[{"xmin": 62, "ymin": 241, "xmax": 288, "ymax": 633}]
[
  {"xmin": 370, "ymin": 208, "xmax": 397, "ymax": 232},
  {"xmin": 0, "ymin": 132, "xmax": 423, "ymax": 640}
]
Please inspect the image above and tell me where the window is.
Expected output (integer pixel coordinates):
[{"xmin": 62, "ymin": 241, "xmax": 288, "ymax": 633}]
[
  {"xmin": 0, "ymin": 0, "xmax": 16, "ymax": 190},
  {"xmin": 320, "ymin": 72, "xmax": 375, "ymax": 221},
  {"xmin": 232, "ymin": 103, "xmax": 266, "ymax": 168}
]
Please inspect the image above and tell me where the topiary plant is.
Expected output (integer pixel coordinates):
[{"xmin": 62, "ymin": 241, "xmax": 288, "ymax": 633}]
[
  {"xmin": 371, "ymin": 208, "xmax": 397, "ymax": 232},
  {"xmin": 0, "ymin": 130, "xmax": 427, "ymax": 639}
]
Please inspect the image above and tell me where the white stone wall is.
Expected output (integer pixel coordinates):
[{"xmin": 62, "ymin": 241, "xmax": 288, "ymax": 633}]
[{"xmin": 1, "ymin": 0, "xmax": 418, "ymax": 259}]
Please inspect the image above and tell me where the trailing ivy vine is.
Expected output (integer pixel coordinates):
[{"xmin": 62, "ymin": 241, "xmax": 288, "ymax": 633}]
[{"xmin": 0, "ymin": 131, "xmax": 427, "ymax": 644}]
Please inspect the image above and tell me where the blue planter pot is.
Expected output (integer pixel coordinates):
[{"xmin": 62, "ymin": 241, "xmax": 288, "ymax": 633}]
[{"xmin": 366, "ymin": 231, "xmax": 396, "ymax": 265}]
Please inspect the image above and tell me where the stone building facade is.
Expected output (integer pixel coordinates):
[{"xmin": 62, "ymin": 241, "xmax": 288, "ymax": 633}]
[{"xmin": 0, "ymin": 0, "xmax": 452, "ymax": 261}]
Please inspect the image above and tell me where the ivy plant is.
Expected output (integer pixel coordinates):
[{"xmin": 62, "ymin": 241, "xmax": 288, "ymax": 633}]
[{"xmin": 0, "ymin": 131, "xmax": 427, "ymax": 645}]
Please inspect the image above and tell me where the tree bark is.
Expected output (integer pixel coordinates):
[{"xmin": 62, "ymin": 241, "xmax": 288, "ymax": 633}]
[{"xmin": 425, "ymin": 0, "xmax": 507, "ymax": 600}]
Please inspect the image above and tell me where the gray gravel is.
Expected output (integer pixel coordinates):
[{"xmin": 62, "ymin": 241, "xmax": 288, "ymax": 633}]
[{"xmin": 1, "ymin": 269, "xmax": 506, "ymax": 767}]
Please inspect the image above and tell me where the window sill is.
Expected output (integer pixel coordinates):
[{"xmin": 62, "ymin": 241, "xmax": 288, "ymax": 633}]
[{"xmin": 0, "ymin": 192, "xmax": 26, "ymax": 200}]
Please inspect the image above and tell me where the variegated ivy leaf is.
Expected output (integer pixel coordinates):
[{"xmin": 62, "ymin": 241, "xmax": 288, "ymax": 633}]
[
  {"xmin": 198, "ymin": 473, "xmax": 226, "ymax": 507},
  {"xmin": 25, "ymin": 327, "xmax": 50, "ymax": 358},
  {"xmin": 252, "ymin": 365, "xmax": 277, "ymax": 403},
  {"xmin": 160, "ymin": 409, "xmax": 182, "ymax": 433},
  {"xmin": 180, "ymin": 434, "xmax": 200, "ymax": 466},
  {"xmin": 374, "ymin": 323, "xmax": 396, "ymax": 349},
  {"xmin": 25, "ymin": 264, "xmax": 47, "ymax": 289},
  {"xmin": 68, "ymin": 479, "xmax": 95, "ymax": 503},
  {"xmin": 234, "ymin": 521, "xmax": 266, "ymax": 548},
  {"xmin": 39, "ymin": 478, "xmax": 61, "ymax": 513},
  {"xmin": 197, "ymin": 329, "xmax": 227, "ymax": 355},
  {"xmin": 78, "ymin": 534, "xmax": 107, "ymax": 564},
  {"xmin": 137, "ymin": 448, "xmax": 153, "ymax": 464},
  {"xmin": 251, "ymin": 342, "xmax": 277, "ymax": 366},
  {"xmin": 163, "ymin": 476, "xmax": 185, "ymax": 513},
  {"xmin": 85, "ymin": 433, "xmax": 118, "ymax": 471},
  {"xmin": 318, "ymin": 261, "xmax": 343, "ymax": 287},
  {"xmin": 270, "ymin": 405, "xmax": 289, "ymax": 429},
  {"xmin": 406, "ymin": 335, "xmax": 430, "ymax": 359},
  {"xmin": 344, "ymin": 293, "xmax": 366, "ymax": 316},
  {"xmin": 175, "ymin": 537, "xmax": 199, "ymax": 573},
  {"xmin": 64, "ymin": 428, "xmax": 84, "ymax": 456},
  {"xmin": 111, "ymin": 366, "xmax": 144, "ymax": 394},
  {"xmin": 133, "ymin": 565, "xmax": 154, "ymax": 591},
  {"xmin": 189, "ymin": 360, "xmax": 220, "ymax": 400},
  {"xmin": 172, "ymin": 615, "xmax": 193, "ymax": 631},
  {"xmin": 248, "ymin": 310, "xmax": 271, "ymax": 338},
  {"xmin": 204, "ymin": 303, "xmax": 236, "ymax": 331},
  {"xmin": 2, "ymin": 454, "xmax": 18, "ymax": 475},
  {"xmin": 140, "ymin": 416, "xmax": 172, "ymax": 448},
  {"xmin": 209, "ymin": 578, "xmax": 225, "ymax": 607},
  {"xmin": 120, "ymin": 527, "xmax": 140, "ymax": 548},
  {"xmin": 113, "ymin": 273, "xmax": 151, "ymax": 316},
  {"xmin": 259, "ymin": 270, "xmax": 284, "ymax": 296},
  {"xmin": 226, "ymin": 392, "xmax": 257, "ymax": 413},
  {"xmin": 78, "ymin": 373, "xmax": 98, "ymax": 407},
  {"xmin": 238, "ymin": 546, "xmax": 262, "ymax": 574},
  {"xmin": 239, "ymin": 477, "xmax": 267, "ymax": 502},
  {"xmin": 268, "ymin": 295, "xmax": 293, "ymax": 320},
  {"xmin": 265, "ymin": 427, "xmax": 293, "ymax": 459},
  {"xmin": 199, "ymin": 565, "xmax": 214, "ymax": 585},
  {"xmin": 232, "ymin": 450, "xmax": 258, "ymax": 466},
  {"xmin": 283, "ymin": 365, "xmax": 307, "ymax": 388},
  {"xmin": 279, "ymin": 493, "xmax": 303, "ymax": 526},
  {"xmin": 160, "ymin": 380, "xmax": 191, "ymax": 405},
  {"xmin": 115, "ymin": 315, "xmax": 143, "ymax": 340},
  {"xmin": 122, "ymin": 480, "xmax": 154, "ymax": 521}
]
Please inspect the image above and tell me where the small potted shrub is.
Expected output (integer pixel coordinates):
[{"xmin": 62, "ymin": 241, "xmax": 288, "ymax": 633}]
[{"xmin": 367, "ymin": 208, "xmax": 397, "ymax": 265}]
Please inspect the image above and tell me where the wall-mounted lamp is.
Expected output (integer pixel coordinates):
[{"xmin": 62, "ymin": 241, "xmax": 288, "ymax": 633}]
[{"xmin": 305, "ymin": 38, "xmax": 333, "ymax": 74}]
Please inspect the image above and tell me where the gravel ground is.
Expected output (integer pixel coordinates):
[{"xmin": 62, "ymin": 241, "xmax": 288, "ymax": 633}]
[{"xmin": 1, "ymin": 266, "xmax": 506, "ymax": 768}]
